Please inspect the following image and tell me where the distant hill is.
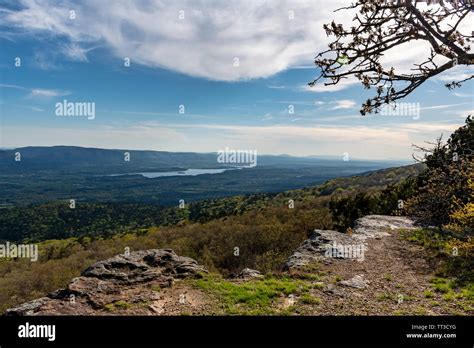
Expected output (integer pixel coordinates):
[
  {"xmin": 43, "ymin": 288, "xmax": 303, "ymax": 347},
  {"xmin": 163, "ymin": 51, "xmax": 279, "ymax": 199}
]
[
  {"xmin": 0, "ymin": 146, "xmax": 411, "ymax": 207},
  {"xmin": 0, "ymin": 146, "xmax": 408, "ymax": 174}
]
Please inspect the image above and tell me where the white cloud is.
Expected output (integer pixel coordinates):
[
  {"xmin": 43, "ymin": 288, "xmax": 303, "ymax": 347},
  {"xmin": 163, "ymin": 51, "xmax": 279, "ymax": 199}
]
[
  {"xmin": 421, "ymin": 102, "xmax": 471, "ymax": 111},
  {"xmin": 453, "ymin": 92, "xmax": 474, "ymax": 98},
  {"xmin": 0, "ymin": 0, "xmax": 355, "ymax": 82},
  {"xmin": 300, "ymin": 78, "xmax": 360, "ymax": 93},
  {"xmin": 29, "ymin": 88, "xmax": 70, "ymax": 98},
  {"xmin": 330, "ymin": 99, "xmax": 357, "ymax": 110},
  {"xmin": 434, "ymin": 66, "xmax": 474, "ymax": 83},
  {"xmin": 3, "ymin": 0, "xmax": 472, "ymax": 86},
  {"xmin": 0, "ymin": 84, "xmax": 70, "ymax": 98},
  {"xmin": 3, "ymin": 0, "xmax": 353, "ymax": 81}
]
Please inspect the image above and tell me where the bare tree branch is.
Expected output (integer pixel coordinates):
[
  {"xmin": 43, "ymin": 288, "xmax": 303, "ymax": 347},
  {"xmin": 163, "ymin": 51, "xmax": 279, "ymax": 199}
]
[{"xmin": 310, "ymin": 0, "xmax": 474, "ymax": 115}]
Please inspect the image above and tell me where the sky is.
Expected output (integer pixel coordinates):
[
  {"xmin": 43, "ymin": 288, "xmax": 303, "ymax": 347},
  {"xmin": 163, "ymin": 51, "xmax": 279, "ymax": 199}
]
[{"xmin": 0, "ymin": 0, "xmax": 473, "ymax": 160}]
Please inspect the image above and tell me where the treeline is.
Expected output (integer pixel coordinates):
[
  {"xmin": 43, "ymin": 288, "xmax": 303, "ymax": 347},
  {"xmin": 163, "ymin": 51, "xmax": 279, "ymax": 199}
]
[
  {"xmin": 0, "ymin": 203, "xmax": 169, "ymax": 242},
  {"xmin": 329, "ymin": 116, "xmax": 473, "ymax": 238},
  {"xmin": 329, "ymin": 178, "xmax": 417, "ymax": 231},
  {"xmin": 0, "ymin": 193, "xmax": 277, "ymax": 242}
]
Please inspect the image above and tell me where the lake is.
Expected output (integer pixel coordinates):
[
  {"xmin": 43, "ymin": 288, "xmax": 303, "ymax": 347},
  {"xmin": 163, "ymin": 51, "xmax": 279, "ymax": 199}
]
[{"xmin": 110, "ymin": 168, "xmax": 240, "ymax": 178}]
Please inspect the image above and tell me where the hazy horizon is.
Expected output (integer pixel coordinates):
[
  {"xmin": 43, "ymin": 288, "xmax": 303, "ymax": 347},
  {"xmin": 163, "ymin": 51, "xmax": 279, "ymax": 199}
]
[{"xmin": 0, "ymin": 144, "xmax": 413, "ymax": 162}]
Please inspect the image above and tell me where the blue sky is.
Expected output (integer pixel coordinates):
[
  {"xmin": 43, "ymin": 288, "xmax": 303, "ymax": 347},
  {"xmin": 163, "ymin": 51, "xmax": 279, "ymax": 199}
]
[{"xmin": 0, "ymin": 0, "xmax": 472, "ymax": 160}]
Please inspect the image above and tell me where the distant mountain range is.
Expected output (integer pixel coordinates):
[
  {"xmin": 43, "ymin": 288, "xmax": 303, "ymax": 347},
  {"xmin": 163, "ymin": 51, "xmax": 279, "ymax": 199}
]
[
  {"xmin": 0, "ymin": 146, "xmax": 409, "ymax": 174},
  {"xmin": 0, "ymin": 146, "xmax": 413, "ymax": 207}
]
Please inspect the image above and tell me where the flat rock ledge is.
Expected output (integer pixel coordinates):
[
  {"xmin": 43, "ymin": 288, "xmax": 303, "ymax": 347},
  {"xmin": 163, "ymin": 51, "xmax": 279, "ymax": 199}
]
[
  {"xmin": 6, "ymin": 249, "xmax": 207, "ymax": 316},
  {"xmin": 284, "ymin": 215, "xmax": 416, "ymax": 270}
]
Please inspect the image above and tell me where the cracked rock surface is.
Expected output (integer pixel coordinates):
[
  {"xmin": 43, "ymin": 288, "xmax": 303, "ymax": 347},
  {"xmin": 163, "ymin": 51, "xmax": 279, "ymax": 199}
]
[{"xmin": 6, "ymin": 249, "xmax": 207, "ymax": 316}]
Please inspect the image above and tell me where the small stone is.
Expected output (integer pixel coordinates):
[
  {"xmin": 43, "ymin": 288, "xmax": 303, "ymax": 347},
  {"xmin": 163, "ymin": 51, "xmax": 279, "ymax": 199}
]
[
  {"xmin": 339, "ymin": 275, "xmax": 368, "ymax": 289},
  {"xmin": 233, "ymin": 268, "xmax": 263, "ymax": 280}
]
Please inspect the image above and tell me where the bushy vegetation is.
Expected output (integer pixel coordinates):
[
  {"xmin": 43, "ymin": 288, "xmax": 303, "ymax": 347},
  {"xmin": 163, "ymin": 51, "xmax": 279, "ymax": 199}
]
[
  {"xmin": 328, "ymin": 116, "xmax": 473, "ymax": 237},
  {"xmin": 329, "ymin": 178, "xmax": 417, "ymax": 231},
  {"xmin": 406, "ymin": 116, "xmax": 473, "ymax": 236}
]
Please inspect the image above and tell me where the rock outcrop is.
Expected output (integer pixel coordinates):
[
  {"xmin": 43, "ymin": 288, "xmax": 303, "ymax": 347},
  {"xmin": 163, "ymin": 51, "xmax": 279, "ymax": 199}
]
[
  {"xmin": 284, "ymin": 215, "xmax": 416, "ymax": 270},
  {"xmin": 6, "ymin": 249, "xmax": 207, "ymax": 316}
]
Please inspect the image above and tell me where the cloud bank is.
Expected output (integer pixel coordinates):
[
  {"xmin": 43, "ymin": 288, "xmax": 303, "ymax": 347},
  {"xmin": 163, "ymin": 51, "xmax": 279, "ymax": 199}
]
[
  {"xmin": 2, "ymin": 1, "xmax": 472, "ymax": 83},
  {"xmin": 1, "ymin": 0, "xmax": 350, "ymax": 80}
]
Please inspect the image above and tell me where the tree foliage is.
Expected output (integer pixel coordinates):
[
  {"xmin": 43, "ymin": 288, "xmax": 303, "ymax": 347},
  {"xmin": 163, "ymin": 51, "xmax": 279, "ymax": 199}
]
[{"xmin": 406, "ymin": 116, "xmax": 473, "ymax": 234}]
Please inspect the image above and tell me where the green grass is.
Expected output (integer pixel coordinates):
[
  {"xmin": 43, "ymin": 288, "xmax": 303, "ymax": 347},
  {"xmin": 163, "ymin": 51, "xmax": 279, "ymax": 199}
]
[
  {"xmin": 443, "ymin": 292, "xmax": 456, "ymax": 301},
  {"xmin": 424, "ymin": 290, "xmax": 434, "ymax": 298},
  {"xmin": 189, "ymin": 274, "xmax": 311, "ymax": 315},
  {"xmin": 103, "ymin": 300, "xmax": 131, "ymax": 311},
  {"xmin": 313, "ymin": 282, "xmax": 325, "ymax": 289},
  {"xmin": 299, "ymin": 293, "xmax": 321, "ymax": 305},
  {"xmin": 150, "ymin": 285, "xmax": 162, "ymax": 292},
  {"xmin": 376, "ymin": 292, "xmax": 393, "ymax": 301},
  {"xmin": 103, "ymin": 304, "xmax": 115, "ymax": 312},
  {"xmin": 296, "ymin": 273, "xmax": 321, "ymax": 281},
  {"xmin": 403, "ymin": 229, "xmax": 473, "ymax": 286},
  {"xmin": 429, "ymin": 277, "xmax": 474, "ymax": 305},
  {"xmin": 431, "ymin": 277, "xmax": 451, "ymax": 293},
  {"xmin": 113, "ymin": 300, "xmax": 131, "ymax": 309}
]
